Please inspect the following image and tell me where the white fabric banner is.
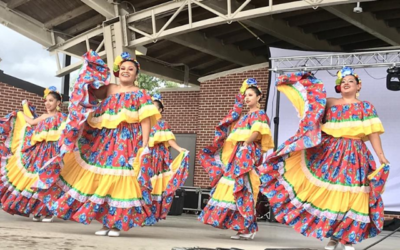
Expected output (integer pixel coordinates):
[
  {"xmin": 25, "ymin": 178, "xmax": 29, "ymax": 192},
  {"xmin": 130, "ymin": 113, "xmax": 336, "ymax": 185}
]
[{"xmin": 266, "ymin": 48, "xmax": 400, "ymax": 212}]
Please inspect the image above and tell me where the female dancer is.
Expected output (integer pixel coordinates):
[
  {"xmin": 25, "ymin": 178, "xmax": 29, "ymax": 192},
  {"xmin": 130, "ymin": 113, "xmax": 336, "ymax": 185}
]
[
  {"xmin": 259, "ymin": 67, "xmax": 390, "ymax": 250},
  {"xmin": 35, "ymin": 51, "xmax": 161, "ymax": 237},
  {"xmin": 143, "ymin": 93, "xmax": 189, "ymax": 220},
  {"xmin": 0, "ymin": 87, "xmax": 66, "ymax": 222},
  {"xmin": 198, "ymin": 78, "xmax": 274, "ymax": 240}
]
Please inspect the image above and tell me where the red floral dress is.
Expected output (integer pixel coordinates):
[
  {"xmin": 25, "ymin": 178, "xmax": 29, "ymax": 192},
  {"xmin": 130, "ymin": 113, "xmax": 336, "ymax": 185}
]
[
  {"xmin": 0, "ymin": 108, "xmax": 66, "ymax": 217},
  {"xmin": 258, "ymin": 72, "xmax": 389, "ymax": 244},
  {"xmin": 142, "ymin": 119, "xmax": 189, "ymax": 220},
  {"xmin": 34, "ymin": 51, "xmax": 162, "ymax": 231},
  {"xmin": 198, "ymin": 93, "xmax": 274, "ymax": 234}
]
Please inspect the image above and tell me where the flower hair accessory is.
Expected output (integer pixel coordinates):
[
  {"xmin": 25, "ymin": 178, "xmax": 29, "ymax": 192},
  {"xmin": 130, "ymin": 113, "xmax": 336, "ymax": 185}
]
[
  {"xmin": 113, "ymin": 52, "xmax": 141, "ymax": 77},
  {"xmin": 152, "ymin": 93, "xmax": 163, "ymax": 105},
  {"xmin": 335, "ymin": 66, "xmax": 361, "ymax": 93},
  {"xmin": 43, "ymin": 86, "xmax": 62, "ymax": 99},
  {"xmin": 240, "ymin": 78, "xmax": 262, "ymax": 94}
]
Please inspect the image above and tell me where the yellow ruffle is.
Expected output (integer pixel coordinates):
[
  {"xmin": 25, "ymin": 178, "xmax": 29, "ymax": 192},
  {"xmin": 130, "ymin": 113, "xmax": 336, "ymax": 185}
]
[
  {"xmin": 10, "ymin": 111, "xmax": 31, "ymax": 154},
  {"xmin": 3, "ymin": 126, "xmax": 38, "ymax": 192},
  {"xmin": 61, "ymin": 151, "xmax": 143, "ymax": 200},
  {"xmin": 278, "ymin": 84, "xmax": 305, "ymax": 118},
  {"xmin": 149, "ymin": 130, "xmax": 176, "ymax": 147},
  {"xmin": 3, "ymin": 154, "xmax": 38, "ymax": 192},
  {"xmin": 284, "ymin": 151, "xmax": 369, "ymax": 215},
  {"xmin": 31, "ymin": 122, "xmax": 66, "ymax": 144},
  {"xmin": 226, "ymin": 121, "xmax": 273, "ymax": 152},
  {"xmin": 212, "ymin": 170, "xmax": 260, "ymax": 204},
  {"xmin": 322, "ymin": 119, "xmax": 384, "ymax": 140},
  {"xmin": 151, "ymin": 152, "xmax": 186, "ymax": 196},
  {"xmin": 87, "ymin": 105, "xmax": 161, "ymax": 129}
]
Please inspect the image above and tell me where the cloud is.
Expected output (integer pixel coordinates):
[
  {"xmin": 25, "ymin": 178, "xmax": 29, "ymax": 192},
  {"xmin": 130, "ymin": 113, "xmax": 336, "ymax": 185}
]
[{"xmin": 0, "ymin": 25, "xmax": 61, "ymax": 90}]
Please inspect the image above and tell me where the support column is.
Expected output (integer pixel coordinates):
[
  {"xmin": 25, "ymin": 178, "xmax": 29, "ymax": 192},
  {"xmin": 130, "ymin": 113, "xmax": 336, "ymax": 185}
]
[{"xmin": 103, "ymin": 19, "xmax": 136, "ymax": 83}]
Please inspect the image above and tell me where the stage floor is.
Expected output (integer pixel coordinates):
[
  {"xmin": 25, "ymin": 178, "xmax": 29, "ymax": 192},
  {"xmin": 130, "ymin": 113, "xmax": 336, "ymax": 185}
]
[{"xmin": 0, "ymin": 211, "xmax": 397, "ymax": 250}]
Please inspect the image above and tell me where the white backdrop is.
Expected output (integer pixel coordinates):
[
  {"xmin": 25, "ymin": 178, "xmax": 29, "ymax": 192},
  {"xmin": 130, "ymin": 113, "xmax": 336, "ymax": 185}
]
[{"xmin": 266, "ymin": 48, "xmax": 400, "ymax": 212}]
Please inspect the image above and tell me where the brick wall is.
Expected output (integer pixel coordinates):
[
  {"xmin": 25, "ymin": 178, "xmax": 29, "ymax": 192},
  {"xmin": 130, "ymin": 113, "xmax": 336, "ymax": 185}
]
[
  {"xmin": 195, "ymin": 69, "xmax": 269, "ymax": 188},
  {"xmin": 160, "ymin": 90, "xmax": 200, "ymax": 134},
  {"xmin": 0, "ymin": 82, "xmax": 68, "ymax": 117}
]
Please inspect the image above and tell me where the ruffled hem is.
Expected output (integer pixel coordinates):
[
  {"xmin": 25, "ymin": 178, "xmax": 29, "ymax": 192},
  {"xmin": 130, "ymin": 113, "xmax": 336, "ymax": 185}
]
[
  {"xmin": 87, "ymin": 103, "xmax": 161, "ymax": 130},
  {"xmin": 149, "ymin": 151, "xmax": 190, "ymax": 220},
  {"xmin": 31, "ymin": 112, "xmax": 67, "ymax": 144},
  {"xmin": 45, "ymin": 191, "xmax": 156, "ymax": 231},
  {"xmin": 322, "ymin": 120, "xmax": 384, "ymax": 140},
  {"xmin": 149, "ymin": 131, "xmax": 175, "ymax": 147},
  {"xmin": 198, "ymin": 204, "xmax": 258, "ymax": 233},
  {"xmin": 0, "ymin": 186, "xmax": 51, "ymax": 217}
]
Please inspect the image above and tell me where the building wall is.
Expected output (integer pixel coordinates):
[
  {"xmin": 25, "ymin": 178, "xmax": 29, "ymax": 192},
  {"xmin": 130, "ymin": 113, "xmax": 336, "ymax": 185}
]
[
  {"xmin": 160, "ymin": 90, "xmax": 200, "ymax": 134},
  {"xmin": 0, "ymin": 82, "xmax": 67, "ymax": 117}
]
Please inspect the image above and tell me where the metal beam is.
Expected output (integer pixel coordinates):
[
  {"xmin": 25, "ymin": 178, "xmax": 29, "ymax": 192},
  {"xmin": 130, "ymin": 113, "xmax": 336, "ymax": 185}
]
[
  {"xmin": 286, "ymin": 11, "xmax": 337, "ymax": 27},
  {"xmin": 316, "ymin": 26, "xmax": 364, "ymax": 40},
  {"xmin": 0, "ymin": 2, "xmax": 54, "ymax": 47},
  {"xmin": 329, "ymin": 33, "xmax": 376, "ymax": 46},
  {"xmin": 44, "ymin": 5, "xmax": 92, "ymax": 28},
  {"xmin": 203, "ymin": 0, "xmax": 342, "ymax": 51},
  {"xmin": 7, "ymin": 0, "xmax": 30, "ymax": 9},
  {"xmin": 55, "ymin": 51, "xmax": 107, "ymax": 77},
  {"xmin": 362, "ymin": 0, "xmax": 400, "ymax": 12},
  {"xmin": 325, "ymin": 5, "xmax": 400, "ymax": 46},
  {"xmin": 63, "ymin": 15, "xmax": 105, "ymax": 35},
  {"xmin": 126, "ymin": 0, "xmax": 372, "ymax": 47},
  {"xmin": 302, "ymin": 19, "xmax": 350, "ymax": 33},
  {"xmin": 375, "ymin": 10, "xmax": 400, "ymax": 20},
  {"xmin": 81, "ymin": 0, "xmax": 115, "ymax": 19},
  {"xmin": 51, "ymin": 26, "xmax": 103, "ymax": 51},
  {"xmin": 222, "ymin": 29, "xmax": 263, "ymax": 44},
  {"xmin": 139, "ymin": 56, "xmax": 200, "ymax": 85},
  {"xmin": 132, "ymin": 19, "xmax": 265, "ymax": 66},
  {"xmin": 270, "ymin": 49, "xmax": 400, "ymax": 72},
  {"xmin": 342, "ymin": 39, "xmax": 389, "ymax": 51}
]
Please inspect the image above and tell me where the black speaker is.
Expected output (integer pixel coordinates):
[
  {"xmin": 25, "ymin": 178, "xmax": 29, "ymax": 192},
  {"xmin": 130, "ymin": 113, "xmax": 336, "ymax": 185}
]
[{"xmin": 387, "ymin": 67, "xmax": 400, "ymax": 91}]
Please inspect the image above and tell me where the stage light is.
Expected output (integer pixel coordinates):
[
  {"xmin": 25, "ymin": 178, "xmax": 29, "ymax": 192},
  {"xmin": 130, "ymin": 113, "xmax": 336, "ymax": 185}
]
[{"xmin": 387, "ymin": 67, "xmax": 400, "ymax": 91}]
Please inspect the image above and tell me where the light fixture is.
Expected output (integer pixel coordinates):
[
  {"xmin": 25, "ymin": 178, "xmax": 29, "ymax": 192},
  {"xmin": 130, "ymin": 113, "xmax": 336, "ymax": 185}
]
[
  {"xmin": 387, "ymin": 66, "xmax": 400, "ymax": 91},
  {"xmin": 353, "ymin": 2, "xmax": 363, "ymax": 13}
]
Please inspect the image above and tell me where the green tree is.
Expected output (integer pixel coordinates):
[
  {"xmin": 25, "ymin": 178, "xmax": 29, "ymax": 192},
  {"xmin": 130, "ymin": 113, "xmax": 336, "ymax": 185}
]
[{"xmin": 137, "ymin": 73, "xmax": 163, "ymax": 94}]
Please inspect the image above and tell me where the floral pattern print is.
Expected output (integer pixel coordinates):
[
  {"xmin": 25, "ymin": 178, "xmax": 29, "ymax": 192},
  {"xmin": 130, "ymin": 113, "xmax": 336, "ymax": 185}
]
[
  {"xmin": 0, "ymin": 109, "xmax": 66, "ymax": 217},
  {"xmin": 34, "ymin": 51, "xmax": 162, "ymax": 231},
  {"xmin": 198, "ymin": 93, "xmax": 274, "ymax": 234},
  {"xmin": 258, "ymin": 72, "xmax": 389, "ymax": 244},
  {"xmin": 143, "ymin": 119, "xmax": 189, "ymax": 221}
]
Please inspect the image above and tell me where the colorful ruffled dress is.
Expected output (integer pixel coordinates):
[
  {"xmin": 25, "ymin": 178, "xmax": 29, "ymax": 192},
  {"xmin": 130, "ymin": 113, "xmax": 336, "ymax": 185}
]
[
  {"xmin": 0, "ymin": 102, "xmax": 66, "ymax": 217},
  {"xmin": 34, "ymin": 51, "xmax": 162, "ymax": 231},
  {"xmin": 198, "ymin": 93, "xmax": 274, "ymax": 233},
  {"xmin": 142, "ymin": 119, "xmax": 189, "ymax": 220},
  {"xmin": 258, "ymin": 72, "xmax": 390, "ymax": 244}
]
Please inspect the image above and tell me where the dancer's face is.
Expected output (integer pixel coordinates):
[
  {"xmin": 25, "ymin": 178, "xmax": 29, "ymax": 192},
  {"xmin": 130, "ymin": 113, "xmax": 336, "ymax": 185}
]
[
  {"xmin": 340, "ymin": 75, "xmax": 361, "ymax": 96},
  {"xmin": 119, "ymin": 61, "xmax": 137, "ymax": 84},
  {"xmin": 244, "ymin": 88, "xmax": 260, "ymax": 109},
  {"xmin": 44, "ymin": 94, "xmax": 60, "ymax": 112}
]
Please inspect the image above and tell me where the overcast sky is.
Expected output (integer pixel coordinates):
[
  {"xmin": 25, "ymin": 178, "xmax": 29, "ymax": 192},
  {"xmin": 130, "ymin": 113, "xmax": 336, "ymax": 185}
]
[{"xmin": 0, "ymin": 25, "xmax": 62, "ymax": 90}]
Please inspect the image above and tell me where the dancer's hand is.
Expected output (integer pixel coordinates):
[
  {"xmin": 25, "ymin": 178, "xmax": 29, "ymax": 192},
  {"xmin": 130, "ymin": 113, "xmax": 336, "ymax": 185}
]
[
  {"xmin": 240, "ymin": 80, "xmax": 249, "ymax": 94},
  {"xmin": 178, "ymin": 147, "xmax": 187, "ymax": 153},
  {"xmin": 22, "ymin": 100, "xmax": 27, "ymax": 105},
  {"xmin": 378, "ymin": 153, "xmax": 390, "ymax": 165}
]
